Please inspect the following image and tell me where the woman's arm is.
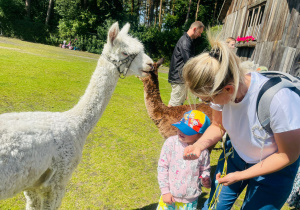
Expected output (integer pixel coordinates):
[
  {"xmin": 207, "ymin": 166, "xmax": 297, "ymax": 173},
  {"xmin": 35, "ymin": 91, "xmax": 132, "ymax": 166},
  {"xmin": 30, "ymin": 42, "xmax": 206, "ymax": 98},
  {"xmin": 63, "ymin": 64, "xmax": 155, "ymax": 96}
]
[
  {"xmin": 184, "ymin": 109, "xmax": 225, "ymax": 159},
  {"xmin": 217, "ymin": 128, "xmax": 300, "ymax": 186}
]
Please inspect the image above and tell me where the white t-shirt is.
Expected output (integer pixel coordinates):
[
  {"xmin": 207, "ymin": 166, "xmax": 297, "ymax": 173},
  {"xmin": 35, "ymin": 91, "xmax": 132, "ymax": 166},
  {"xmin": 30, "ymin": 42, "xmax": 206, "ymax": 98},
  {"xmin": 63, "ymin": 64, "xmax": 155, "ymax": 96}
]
[{"xmin": 219, "ymin": 72, "xmax": 300, "ymax": 163}]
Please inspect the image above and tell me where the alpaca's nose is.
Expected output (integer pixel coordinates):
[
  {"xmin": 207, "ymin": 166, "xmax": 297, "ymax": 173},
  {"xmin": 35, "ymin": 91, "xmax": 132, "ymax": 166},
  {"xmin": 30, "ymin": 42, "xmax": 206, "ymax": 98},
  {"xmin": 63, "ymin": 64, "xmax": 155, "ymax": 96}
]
[{"xmin": 147, "ymin": 63, "xmax": 154, "ymax": 71}]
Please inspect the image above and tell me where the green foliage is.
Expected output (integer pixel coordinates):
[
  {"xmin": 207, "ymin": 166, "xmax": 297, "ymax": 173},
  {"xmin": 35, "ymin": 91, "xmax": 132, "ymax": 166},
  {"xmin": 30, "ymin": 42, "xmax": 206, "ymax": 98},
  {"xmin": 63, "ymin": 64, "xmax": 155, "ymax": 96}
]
[
  {"xmin": 30, "ymin": 0, "xmax": 51, "ymax": 23},
  {"xmin": 55, "ymin": 0, "xmax": 80, "ymax": 19},
  {"xmin": 0, "ymin": 0, "xmax": 225, "ymax": 62},
  {"xmin": 1, "ymin": 19, "xmax": 48, "ymax": 43},
  {"xmin": 130, "ymin": 25, "xmax": 180, "ymax": 64},
  {"xmin": 211, "ymin": 24, "xmax": 223, "ymax": 33},
  {"xmin": 57, "ymin": 11, "xmax": 97, "ymax": 38},
  {"xmin": 56, "ymin": 0, "xmax": 98, "ymax": 39},
  {"xmin": 0, "ymin": 0, "xmax": 25, "ymax": 20},
  {"xmin": 164, "ymin": 13, "xmax": 180, "ymax": 30}
]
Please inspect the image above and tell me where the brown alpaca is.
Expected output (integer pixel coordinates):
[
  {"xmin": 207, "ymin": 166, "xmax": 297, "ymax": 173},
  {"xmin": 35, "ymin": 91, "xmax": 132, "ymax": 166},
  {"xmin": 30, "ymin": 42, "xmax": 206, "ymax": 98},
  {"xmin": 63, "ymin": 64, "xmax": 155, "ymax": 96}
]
[{"xmin": 141, "ymin": 58, "xmax": 213, "ymax": 139}]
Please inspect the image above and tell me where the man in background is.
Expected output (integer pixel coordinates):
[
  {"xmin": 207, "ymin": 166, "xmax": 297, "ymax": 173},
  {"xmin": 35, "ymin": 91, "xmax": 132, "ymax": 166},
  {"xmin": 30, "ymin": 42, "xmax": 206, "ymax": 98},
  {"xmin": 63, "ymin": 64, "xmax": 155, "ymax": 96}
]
[{"xmin": 168, "ymin": 21, "xmax": 204, "ymax": 107}]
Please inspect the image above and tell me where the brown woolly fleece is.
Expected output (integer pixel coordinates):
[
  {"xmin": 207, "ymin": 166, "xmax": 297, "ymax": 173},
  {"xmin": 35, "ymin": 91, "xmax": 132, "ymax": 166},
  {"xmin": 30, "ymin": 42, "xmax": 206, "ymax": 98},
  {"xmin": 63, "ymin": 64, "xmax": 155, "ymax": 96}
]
[{"xmin": 141, "ymin": 58, "xmax": 213, "ymax": 140}]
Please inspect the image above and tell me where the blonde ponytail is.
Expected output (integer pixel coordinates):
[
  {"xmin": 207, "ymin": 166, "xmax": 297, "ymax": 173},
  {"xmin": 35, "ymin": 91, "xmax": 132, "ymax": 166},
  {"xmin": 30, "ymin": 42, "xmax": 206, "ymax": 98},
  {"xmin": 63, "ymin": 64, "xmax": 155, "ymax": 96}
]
[{"xmin": 183, "ymin": 28, "xmax": 247, "ymax": 101}]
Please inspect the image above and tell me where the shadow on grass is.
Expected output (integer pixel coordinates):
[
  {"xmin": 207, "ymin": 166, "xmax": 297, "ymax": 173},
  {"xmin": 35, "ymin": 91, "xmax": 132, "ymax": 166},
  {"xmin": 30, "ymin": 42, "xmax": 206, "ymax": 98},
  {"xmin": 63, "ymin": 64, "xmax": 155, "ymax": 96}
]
[
  {"xmin": 134, "ymin": 203, "xmax": 158, "ymax": 210},
  {"xmin": 197, "ymin": 191, "xmax": 209, "ymax": 209}
]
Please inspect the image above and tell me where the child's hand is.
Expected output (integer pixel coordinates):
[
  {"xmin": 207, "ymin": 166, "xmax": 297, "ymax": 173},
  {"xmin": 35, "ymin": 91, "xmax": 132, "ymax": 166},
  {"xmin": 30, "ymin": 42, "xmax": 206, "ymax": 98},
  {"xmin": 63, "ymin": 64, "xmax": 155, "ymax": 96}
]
[
  {"xmin": 162, "ymin": 193, "xmax": 175, "ymax": 205},
  {"xmin": 183, "ymin": 145, "xmax": 201, "ymax": 160},
  {"xmin": 201, "ymin": 177, "xmax": 211, "ymax": 188}
]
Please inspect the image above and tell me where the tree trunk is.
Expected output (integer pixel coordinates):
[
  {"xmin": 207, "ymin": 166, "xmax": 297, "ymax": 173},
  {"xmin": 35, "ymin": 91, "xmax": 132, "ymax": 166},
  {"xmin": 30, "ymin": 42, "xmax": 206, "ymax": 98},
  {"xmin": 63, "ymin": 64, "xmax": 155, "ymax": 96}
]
[
  {"xmin": 137, "ymin": 0, "xmax": 141, "ymax": 22},
  {"xmin": 131, "ymin": 0, "xmax": 134, "ymax": 15},
  {"xmin": 145, "ymin": 0, "xmax": 148, "ymax": 25},
  {"xmin": 154, "ymin": 0, "xmax": 159, "ymax": 26},
  {"xmin": 158, "ymin": 0, "xmax": 163, "ymax": 28},
  {"xmin": 185, "ymin": 0, "xmax": 192, "ymax": 24},
  {"xmin": 148, "ymin": 0, "xmax": 154, "ymax": 26},
  {"xmin": 171, "ymin": 0, "xmax": 175, "ymax": 15},
  {"xmin": 195, "ymin": 0, "xmax": 200, "ymax": 21},
  {"xmin": 25, "ymin": 0, "xmax": 31, "ymax": 19},
  {"xmin": 213, "ymin": 0, "xmax": 218, "ymax": 25},
  {"xmin": 46, "ymin": 0, "xmax": 54, "ymax": 25}
]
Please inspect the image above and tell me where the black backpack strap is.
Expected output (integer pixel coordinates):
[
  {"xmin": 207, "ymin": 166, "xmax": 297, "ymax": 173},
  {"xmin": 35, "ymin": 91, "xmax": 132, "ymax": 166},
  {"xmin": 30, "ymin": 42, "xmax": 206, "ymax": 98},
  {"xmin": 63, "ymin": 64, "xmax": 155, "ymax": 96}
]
[{"xmin": 256, "ymin": 77, "xmax": 296, "ymax": 134}]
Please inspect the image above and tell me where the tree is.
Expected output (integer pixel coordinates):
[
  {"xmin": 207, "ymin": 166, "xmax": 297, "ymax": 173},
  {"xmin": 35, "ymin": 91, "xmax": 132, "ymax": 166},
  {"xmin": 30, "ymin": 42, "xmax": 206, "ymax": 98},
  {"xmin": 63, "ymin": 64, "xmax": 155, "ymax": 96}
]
[
  {"xmin": 195, "ymin": 0, "xmax": 200, "ymax": 21},
  {"xmin": 213, "ymin": 0, "xmax": 218, "ymax": 25},
  {"xmin": 158, "ymin": 0, "xmax": 163, "ymax": 28},
  {"xmin": 171, "ymin": 0, "xmax": 175, "ymax": 15},
  {"xmin": 45, "ymin": 0, "xmax": 54, "ymax": 25},
  {"xmin": 25, "ymin": 0, "xmax": 31, "ymax": 18},
  {"xmin": 147, "ymin": 0, "xmax": 154, "ymax": 26},
  {"xmin": 131, "ymin": 0, "xmax": 134, "ymax": 15},
  {"xmin": 185, "ymin": 0, "xmax": 192, "ymax": 24}
]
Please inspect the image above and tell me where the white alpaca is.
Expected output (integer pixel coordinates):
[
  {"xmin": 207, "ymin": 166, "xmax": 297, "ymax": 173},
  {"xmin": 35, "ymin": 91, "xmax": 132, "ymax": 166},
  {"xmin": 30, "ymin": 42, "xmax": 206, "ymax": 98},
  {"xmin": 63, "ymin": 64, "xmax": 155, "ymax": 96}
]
[{"xmin": 0, "ymin": 22, "xmax": 153, "ymax": 209}]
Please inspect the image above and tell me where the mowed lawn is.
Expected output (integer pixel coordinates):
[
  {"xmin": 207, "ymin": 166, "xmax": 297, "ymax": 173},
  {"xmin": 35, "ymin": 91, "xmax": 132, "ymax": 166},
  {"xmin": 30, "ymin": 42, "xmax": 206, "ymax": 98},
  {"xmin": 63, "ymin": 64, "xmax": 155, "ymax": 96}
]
[{"xmin": 0, "ymin": 37, "xmax": 291, "ymax": 210}]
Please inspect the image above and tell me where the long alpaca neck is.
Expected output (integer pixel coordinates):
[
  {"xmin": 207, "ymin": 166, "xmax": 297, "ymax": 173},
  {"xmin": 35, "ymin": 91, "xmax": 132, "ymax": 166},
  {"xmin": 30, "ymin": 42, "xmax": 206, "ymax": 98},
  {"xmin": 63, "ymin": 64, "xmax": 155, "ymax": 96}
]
[
  {"xmin": 68, "ymin": 58, "xmax": 119, "ymax": 137},
  {"xmin": 142, "ymin": 72, "xmax": 167, "ymax": 124}
]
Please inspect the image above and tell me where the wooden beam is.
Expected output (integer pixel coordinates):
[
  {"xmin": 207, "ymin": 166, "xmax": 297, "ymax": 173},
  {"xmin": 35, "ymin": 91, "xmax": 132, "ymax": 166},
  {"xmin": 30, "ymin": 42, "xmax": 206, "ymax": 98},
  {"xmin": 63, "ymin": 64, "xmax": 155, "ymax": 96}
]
[
  {"xmin": 236, "ymin": 41, "xmax": 256, "ymax": 47},
  {"xmin": 248, "ymin": 0, "xmax": 267, "ymax": 9}
]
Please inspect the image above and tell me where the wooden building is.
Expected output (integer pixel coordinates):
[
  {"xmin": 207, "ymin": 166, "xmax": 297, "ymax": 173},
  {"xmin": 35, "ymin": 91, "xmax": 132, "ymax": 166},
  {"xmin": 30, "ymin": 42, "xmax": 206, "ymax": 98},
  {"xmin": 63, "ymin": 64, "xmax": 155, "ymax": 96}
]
[{"xmin": 218, "ymin": 0, "xmax": 300, "ymax": 76}]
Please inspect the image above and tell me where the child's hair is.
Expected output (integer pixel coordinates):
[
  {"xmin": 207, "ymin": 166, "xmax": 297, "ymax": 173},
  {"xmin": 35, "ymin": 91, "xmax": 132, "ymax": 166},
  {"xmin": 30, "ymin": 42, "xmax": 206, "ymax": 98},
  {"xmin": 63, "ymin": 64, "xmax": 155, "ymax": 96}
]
[
  {"xmin": 183, "ymin": 29, "xmax": 247, "ymax": 101},
  {"xmin": 226, "ymin": 37, "xmax": 236, "ymax": 43}
]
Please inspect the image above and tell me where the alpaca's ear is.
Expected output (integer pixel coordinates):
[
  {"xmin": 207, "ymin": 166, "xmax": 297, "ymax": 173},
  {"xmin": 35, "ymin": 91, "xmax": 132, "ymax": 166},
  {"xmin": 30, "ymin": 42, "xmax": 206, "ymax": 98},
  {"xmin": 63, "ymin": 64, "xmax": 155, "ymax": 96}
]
[
  {"xmin": 157, "ymin": 58, "xmax": 164, "ymax": 67},
  {"xmin": 108, "ymin": 22, "xmax": 120, "ymax": 46},
  {"xmin": 120, "ymin": 23, "xmax": 130, "ymax": 35}
]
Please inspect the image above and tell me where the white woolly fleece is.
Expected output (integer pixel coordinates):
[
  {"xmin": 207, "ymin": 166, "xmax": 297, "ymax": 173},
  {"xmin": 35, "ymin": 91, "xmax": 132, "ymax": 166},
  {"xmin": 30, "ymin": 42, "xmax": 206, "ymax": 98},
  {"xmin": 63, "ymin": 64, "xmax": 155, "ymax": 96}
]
[{"xmin": 0, "ymin": 22, "xmax": 153, "ymax": 209}]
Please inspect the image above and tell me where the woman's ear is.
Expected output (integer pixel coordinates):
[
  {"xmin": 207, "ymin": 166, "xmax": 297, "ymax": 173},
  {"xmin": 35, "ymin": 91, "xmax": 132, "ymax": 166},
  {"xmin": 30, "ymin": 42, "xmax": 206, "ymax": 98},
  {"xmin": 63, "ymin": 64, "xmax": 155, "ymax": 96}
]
[{"xmin": 224, "ymin": 84, "xmax": 235, "ymax": 94}]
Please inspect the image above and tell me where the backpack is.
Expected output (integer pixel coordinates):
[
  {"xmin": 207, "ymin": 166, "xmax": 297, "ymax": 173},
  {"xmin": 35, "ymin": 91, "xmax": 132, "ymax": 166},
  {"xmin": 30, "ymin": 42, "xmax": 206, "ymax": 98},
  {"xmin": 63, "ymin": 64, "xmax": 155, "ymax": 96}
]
[{"xmin": 256, "ymin": 71, "xmax": 300, "ymax": 134}]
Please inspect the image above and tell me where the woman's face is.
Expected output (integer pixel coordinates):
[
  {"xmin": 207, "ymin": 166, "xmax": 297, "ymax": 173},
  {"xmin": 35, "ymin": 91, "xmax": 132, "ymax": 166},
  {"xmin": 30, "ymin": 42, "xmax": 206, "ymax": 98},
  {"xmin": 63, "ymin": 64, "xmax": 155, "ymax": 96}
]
[{"xmin": 199, "ymin": 85, "xmax": 235, "ymax": 105}]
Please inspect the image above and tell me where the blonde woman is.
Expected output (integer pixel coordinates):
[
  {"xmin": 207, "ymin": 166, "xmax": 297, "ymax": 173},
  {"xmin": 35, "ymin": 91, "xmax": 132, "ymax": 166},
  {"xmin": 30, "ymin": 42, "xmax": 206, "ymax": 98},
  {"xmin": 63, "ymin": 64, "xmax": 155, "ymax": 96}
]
[{"xmin": 182, "ymin": 30, "xmax": 300, "ymax": 210}]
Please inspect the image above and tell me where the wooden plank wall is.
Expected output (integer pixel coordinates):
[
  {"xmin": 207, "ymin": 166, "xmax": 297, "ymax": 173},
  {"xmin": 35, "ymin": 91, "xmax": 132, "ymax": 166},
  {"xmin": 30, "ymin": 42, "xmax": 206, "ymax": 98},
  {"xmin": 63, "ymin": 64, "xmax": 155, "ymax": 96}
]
[
  {"xmin": 290, "ymin": 49, "xmax": 300, "ymax": 76},
  {"xmin": 221, "ymin": 0, "xmax": 300, "ymax": 74}
]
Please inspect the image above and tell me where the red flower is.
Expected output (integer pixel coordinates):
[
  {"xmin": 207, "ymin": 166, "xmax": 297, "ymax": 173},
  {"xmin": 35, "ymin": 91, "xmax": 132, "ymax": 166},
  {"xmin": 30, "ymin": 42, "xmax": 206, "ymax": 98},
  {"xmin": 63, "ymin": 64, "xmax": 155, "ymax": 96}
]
[{"xmin": 236, "ymin": 36, "xmax": 255, "ymax": 42}]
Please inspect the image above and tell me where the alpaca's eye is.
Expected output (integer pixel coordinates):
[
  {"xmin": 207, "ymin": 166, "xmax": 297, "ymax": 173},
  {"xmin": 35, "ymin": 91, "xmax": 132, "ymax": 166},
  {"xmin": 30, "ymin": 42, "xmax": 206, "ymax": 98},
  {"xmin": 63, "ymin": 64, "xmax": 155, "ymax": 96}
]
[{"xmin": 122, "ymin": 52, "xmax": 128, "ymax": 56}]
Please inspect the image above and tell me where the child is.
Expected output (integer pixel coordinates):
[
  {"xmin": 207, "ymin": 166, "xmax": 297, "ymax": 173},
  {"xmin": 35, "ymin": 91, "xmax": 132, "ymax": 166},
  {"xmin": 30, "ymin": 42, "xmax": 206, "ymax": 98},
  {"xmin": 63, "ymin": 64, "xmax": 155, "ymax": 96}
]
[
  {"xmin": 157, "ymin": 110, "xmax": 211, "ymax": 210},
  {"xmin": 226, "ymin": 37, "xmax": 236, "ymax": 49}
]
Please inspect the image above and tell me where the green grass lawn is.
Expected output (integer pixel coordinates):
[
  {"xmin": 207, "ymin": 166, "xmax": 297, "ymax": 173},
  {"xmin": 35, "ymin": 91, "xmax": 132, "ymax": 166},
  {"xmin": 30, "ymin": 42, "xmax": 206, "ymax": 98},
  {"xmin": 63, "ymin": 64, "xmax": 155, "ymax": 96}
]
[{"xmin": 0, "ymin": 37, "xmax": 291, "ymax": 209}]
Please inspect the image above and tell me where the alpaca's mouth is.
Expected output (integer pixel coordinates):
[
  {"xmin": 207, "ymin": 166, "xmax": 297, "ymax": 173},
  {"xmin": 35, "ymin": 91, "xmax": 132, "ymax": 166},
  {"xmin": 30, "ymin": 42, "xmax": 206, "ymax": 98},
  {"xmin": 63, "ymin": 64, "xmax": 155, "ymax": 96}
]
[
  {"xmin": 142, "ymin": 70, "xmax": 150, "ymax": 74},
  {"xmin": 140, "ymin": 70, "xmax": 150, "ymax": 78}
]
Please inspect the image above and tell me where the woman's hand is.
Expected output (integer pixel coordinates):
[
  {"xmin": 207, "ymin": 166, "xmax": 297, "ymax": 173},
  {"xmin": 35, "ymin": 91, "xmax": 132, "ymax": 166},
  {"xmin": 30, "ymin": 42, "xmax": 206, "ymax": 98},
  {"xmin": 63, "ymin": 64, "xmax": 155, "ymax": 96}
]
[
  {"xmin": 162, "ymin": 193, "xmax": 175, "ymax": 205},
  {"xmin": 216, "ymin": 172, "xmax": 242, "ymax": 186},
  {"xmin": 183, "ymin": 145, "xmax": 201, "ymax": 160}
]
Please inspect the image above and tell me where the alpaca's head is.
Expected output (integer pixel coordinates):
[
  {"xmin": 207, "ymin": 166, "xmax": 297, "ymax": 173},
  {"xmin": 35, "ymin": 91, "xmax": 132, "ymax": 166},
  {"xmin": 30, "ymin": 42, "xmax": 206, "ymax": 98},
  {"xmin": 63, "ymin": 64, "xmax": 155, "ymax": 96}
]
[
  {"xmin": 102, "ymin": 22, "xmax": 153, "ymax": 77},
  {"xmin": 140, "ymin": 58, "xmax": 164, "ymax": 82}
]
